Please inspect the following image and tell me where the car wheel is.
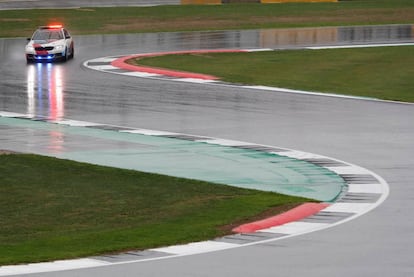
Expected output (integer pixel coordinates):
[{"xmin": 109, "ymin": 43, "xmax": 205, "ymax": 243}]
[
  {"xmin": 69, "ymin": 46, "xmax": 74, "ymax": 59},
  {"xmin": 63, "ymin": 47, "xmax": 68, "ymax": 62}
]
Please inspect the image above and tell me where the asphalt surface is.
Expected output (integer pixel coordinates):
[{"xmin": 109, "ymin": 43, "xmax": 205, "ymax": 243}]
[{"xmin": 1, "ymin": 24, "xmax": 414, "ymax": 276}]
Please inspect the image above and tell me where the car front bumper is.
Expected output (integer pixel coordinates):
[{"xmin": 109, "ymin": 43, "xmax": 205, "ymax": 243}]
[{"xmin": 26, "ymin": 52, "xmax": 65, "ymax": 61}]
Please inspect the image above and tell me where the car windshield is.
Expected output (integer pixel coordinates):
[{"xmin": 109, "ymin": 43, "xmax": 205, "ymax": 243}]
[{"xmin": 32, "ymin": 29, "xmax": 63, "ymax": 41}]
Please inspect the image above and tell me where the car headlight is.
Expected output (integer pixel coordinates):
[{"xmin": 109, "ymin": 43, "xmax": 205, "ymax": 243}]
[
  {"xmin": 55, "ymin": 45, "xmax": 64, "ymax": 51},
  {"xmin": 26, "ymin": 45, "xmax": 34, "ymax": 52}
]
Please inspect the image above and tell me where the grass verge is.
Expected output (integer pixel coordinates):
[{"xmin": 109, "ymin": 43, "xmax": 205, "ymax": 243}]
[
  {"xmin": 0, "ymin": 0, "xmax": 413, "ymax": 37},
  {"xmin": 0, "ymin": 153, "xmax": 311, "ymax": 265},
  {"xmin": 134, "ymin": 46, "xmax": 414, "ymax": 102}
]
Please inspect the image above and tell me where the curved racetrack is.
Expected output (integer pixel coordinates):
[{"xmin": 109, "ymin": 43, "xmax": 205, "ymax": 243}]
[{"xmin": 0, "ymin": 9, "xmax": 413, "ymax": 277}]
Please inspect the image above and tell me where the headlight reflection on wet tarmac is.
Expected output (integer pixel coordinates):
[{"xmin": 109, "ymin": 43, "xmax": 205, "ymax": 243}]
[
  {"xmin": 26, "ymin": 62, "xmax": 65, "ymax": 153},
  {"xmin": 26, "ymin": 62, "xmax": 65, "ymax": 121}
]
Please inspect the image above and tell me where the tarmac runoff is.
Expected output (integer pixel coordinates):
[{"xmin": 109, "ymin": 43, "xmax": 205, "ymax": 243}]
[
  {"xmin": 0, "ymin": 43, "xmax": 400, "ymax": 275},
  {"xmin": 0, "ymin": 111, "xmax": 389, "ymax": 276},
  {"xmin": 0, "ymin": 44, "xmax": 398, "ymax": 275}
]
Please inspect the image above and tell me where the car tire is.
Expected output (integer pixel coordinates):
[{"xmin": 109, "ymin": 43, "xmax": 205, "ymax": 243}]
[
  {"xmin": 63, "ymin": 47, "xmax": 68, "ymax": 62},
  {"xmin": 69, "ymin": 46, "xmax": 74, "ymax": 59}
]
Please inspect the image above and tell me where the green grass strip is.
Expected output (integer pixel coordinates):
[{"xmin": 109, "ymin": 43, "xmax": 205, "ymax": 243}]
[
  {"xmin": 135, "ymin": 46, "xmax": 414, "ymax": 102},
  {"xmin": 0, "ymin": 153, "xmax": 311, "ymax": 265},
  {"xmin": 1, "ymin": 0, "xmax": 414, "ymax": 37}
]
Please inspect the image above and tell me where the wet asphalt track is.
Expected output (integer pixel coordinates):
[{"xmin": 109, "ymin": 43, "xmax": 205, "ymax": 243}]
[{"xmin": 1, "ymin": 14, "xmax": 414, "ymax": 277}]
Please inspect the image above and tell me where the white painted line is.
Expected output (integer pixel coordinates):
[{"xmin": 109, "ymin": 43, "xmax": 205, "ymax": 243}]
[
  {"xmin": 245, "ymin": 48, "xmax": 273, "ymax": 52},
  {"xmin": 51, "ymin": 119, "xmax": 103, "ymax": 127},
  {"xmin": 173, "ymin": 78, "xmax": 218, "ymax": 84},
  {"xmin": 242, "ymin": 85, "xmax": 373, "ymax": 101},
  {"xmin": 348, "ymin": 183, "xmax": 384, "ymax": 194},
  {"xmin": 153, "ymin": 241, "xmax": 236, "ymax": 255},
  {"xmin": 197, "ymin": 138, "xmax": 254, "ymax": 147},
  {"xmin": 120, "ymin": 129, "xmax": 179, "ymax": 136},
  {"xmin": 307, "ymin": 42, "xmax": 414, "ymax": 50},
  {"xmin": 263, "ymin": 222, "xmax": 330, "ymax": 235},
  {"xmin": 0, "ymin": 258, "xmax": 109, "ymax": 276},
  {"xmin": 0, "ymin": 111, "xmax": 28, "ymax": 118},
  {"xmin": 242, "ymin": 85, "xmax": 283, "ymax": 91}
]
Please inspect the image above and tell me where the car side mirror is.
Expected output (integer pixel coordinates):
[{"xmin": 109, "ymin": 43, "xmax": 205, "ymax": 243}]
[
  {"xmin": 27, "ymin": 38, "xmax": 31, "ymax": 41},
  {"xmin": 65, "ymin": 35, "xmax": 71, "ymax": 39}
]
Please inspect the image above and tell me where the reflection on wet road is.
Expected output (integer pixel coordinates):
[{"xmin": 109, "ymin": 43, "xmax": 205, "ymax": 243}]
[
  {"xmin": 26, "ymin": 63, "xmax": 64, "ymax": 120},
  {"xmin": 259, "ymin": 24, "xmax": 414, "ymax": 48},
  {"xmin": 1, "ymin": 25, "xmax": 412, "ymax": 122}
]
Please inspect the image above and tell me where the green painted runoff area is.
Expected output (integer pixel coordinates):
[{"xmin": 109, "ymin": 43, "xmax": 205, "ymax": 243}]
[{"xmin": 0, "ymin": 116, "xmax": 345, "ymax": 202}]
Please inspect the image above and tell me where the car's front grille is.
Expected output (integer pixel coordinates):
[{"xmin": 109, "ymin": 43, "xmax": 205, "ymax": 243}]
[{"xmin": 35, "ymin": 46, "xmax": 54, "ymax": 51}]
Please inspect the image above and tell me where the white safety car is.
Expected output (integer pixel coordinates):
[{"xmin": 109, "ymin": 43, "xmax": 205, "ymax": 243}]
[{"xmin": 25, "ymin": 25, "xmax": 74, "ymax": 63}]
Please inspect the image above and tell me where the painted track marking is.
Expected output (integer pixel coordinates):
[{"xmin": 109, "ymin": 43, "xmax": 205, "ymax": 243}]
[
  {"xmin": 84, "ymin": 44, "xmax": 414, "ymax": 105},
  {"xmin": 0, "ymin": 111, "xmax": 389, "ymax": 276}
]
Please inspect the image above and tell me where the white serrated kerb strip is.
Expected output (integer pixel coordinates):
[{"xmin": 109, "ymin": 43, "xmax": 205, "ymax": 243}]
[
  {"xmin": 153, "ymin": 241, "xmax": 236, "ymax": 255},
  {"xmin": 122, "ymin": 72, "xmax": 161, "ymax": 77},
  {"xmin": 93, "ymin": 65, "xmax": 118, "ymax": 70},
  {"xmin": 326, "ymin": 166, "xmax": 371, "ymax": 175},
  {"xmin": 324, "ymin": 203, "xmax": 375, "ymax": 214},
  {"xmin": 277, "ymin": 150, "xmax": 325, "ymax": 160},
  {"xmin": 88, "ymin": 57, "xmax": 117, "ymax": 63},
  {"xmin": 0, "ymin": 258, "xmax": 109, "ymax": 276},
  {"xmin": 263, "ymin": 222, "xmax": 330, "ymax": 235},
  {"xmin": 347, "ymin": 183, "xmax": 384, "ymax": 194}
]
